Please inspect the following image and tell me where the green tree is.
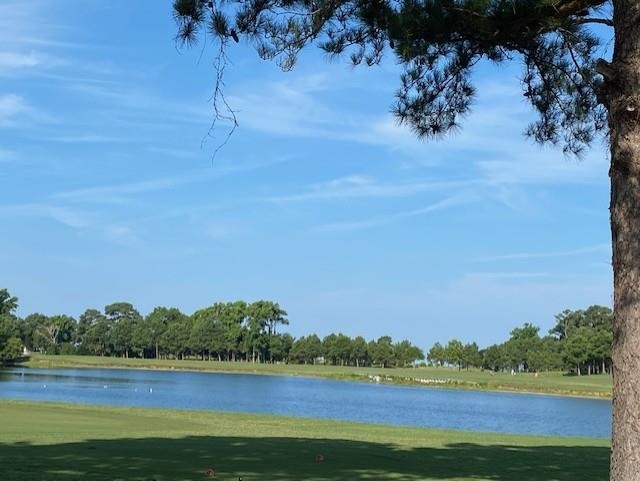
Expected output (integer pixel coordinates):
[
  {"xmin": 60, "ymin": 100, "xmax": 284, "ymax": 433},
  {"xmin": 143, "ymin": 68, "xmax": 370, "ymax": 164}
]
[
  {"xmin": 75, "ymin": 309, "xmax": 100, "ymax": 353},
  {"xmin": 291, "ymin": 334, "xmax": 323, "ymax": 364},
  {"xmin": 481, "ymin": 344, "xmax": 505, "ymax": 372},
  {"xmin": 305, "ymin": 335, "xmax": 322, "ymax": 364},
  {"xmin": 562, "ymin": 327, "xmax": 594, "ymax": 375},
  {"xmin": 370, "ymin": 336, "xmax": 394, "ymax": 368},
  {"xmin": 19, "ymin": 313, "xmax": 49, "ymax": 353},
  {"xmin": 105, "ymin": 302, "xmax": 142, "ymax": 358},
  {"xmin": 0, "ymin": 316, "xmax": 22, "ymax": 363},
  {"xmin": 394, "ymin": 339, "xmax": 424, "ymax": 367},
  {"xmin": 462, "ymin": 342, "xmax": 481, "ymax": 370},
  {"xmin": 351, "ymin": 336, "xmax": 369, "ymax": 367},
  {"xmin": 550, "ymin": 306, "xmax": 613, "ymax": 339},
  {"xmin": 334, "ymin": 334, "xmax": 353, "ymax": 366},
  {"xmin": 190, "ymin": 306, "xmax": 223, "ymax": 360},
  {"xmin": 505, "ymin": 323, "xmax": 542, "ymax": 371},
  {"xmin": 161, "ymin": 315, "xmax": 192, "ymax": 360},
  {"xmin": 593, "ymin": 328, "xmax": 613, "ymax": 374},
  {"xmin": 290, "ymin": 336, "xmax": 309, "ymax": 364},
  {"xmin": 270, "ymin": 333, "xmax": 293, "ymax": 362},
  {"xmin": 245, "ymin": 301, "xmax": 268, "ymax": 362},
  {"xmin": 550, "ymin": 309, "xmax": 585, "ymax": 340},
  {"xmin": 137, "ymin": 307, "xmax": 179, "ymax": 359},
  {"xmin": 247, "ymin": 300, "xmax": 288, "ymax": 362},
  {"xmin": 322, "ymin": 333, "xmax": 339, "ymax": 365},
  {"xmin": 81, "ymin": 310, "xmax": 111, "ymax": 356},
  {"xmin": 219, "ymin": 301, "xmax": 248, "ymax": 361},
  {"xmin": 526, "ymin": 336, "xmax": 563, "ymax": 373},
  {"xmin": 444, "ymin": 339, "xmax": 465, "ymax": 370},
  {"xmin": 0, "ymin": 336, "xmax": 22, "ymax": 363},
  {"xmin": 0, "ymin": 289, "xmax": 22, "ymax": 363},
  {"xmin": 0, "ymin": 289, "xmax": 18, "ymax": 316},
  {"xmin": 40, "ymin": 315, "xmax": 76, "ymax": 354},
  {"xmin": 427, "ymin": 342, "xmax": 446, "ymax": 367},
  {"xmin": 541, "ymin": 336, "xmax": 564, "ymax": 371},
  {"xmin": 583, "ymin": 305, "xmax": 614, "ymax": 330}
]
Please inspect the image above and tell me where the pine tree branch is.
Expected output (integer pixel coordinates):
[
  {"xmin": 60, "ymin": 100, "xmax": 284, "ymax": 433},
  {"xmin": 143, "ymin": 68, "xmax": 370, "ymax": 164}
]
[
  {"xmin": 574, "ymin": 18, "xmax": 614, "ymax": 27},
  {"xmin": 551, "ymin": 0, "xmax": 609, "ymax": 17}
]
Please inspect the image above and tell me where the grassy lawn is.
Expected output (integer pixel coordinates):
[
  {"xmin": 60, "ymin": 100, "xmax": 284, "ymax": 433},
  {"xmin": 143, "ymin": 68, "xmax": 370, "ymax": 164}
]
[
  {"xmin": 25, "ymin": 353, "xmax": 612, "ymax": 398},
  {"xmin": 0, "ymin": 400, "xmax": 609, "ymax": 481}
]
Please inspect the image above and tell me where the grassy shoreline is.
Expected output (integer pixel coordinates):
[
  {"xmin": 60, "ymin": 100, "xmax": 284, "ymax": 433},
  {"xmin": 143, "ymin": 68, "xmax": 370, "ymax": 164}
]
[
  {"xmin": 23, "ymin": 353, "xmax": 613, "ymax": 399},
  {"xmin": 0, "ymin": 400, "xmax": 610, "ymax": 480}
]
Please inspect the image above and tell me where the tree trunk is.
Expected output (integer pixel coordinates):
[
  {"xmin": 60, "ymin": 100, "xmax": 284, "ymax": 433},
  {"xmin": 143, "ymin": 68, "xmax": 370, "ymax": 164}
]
[{"xmin": 609, "ymin": 2, "xmax": 640, "ymax": 478}]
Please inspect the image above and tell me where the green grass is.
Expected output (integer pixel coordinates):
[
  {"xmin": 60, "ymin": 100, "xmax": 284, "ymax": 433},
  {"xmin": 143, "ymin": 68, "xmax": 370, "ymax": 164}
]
[
  {"xmin": 0, "ymin": 400, "xmax": 609, "ymax": 481},
  {"xmin": 26, "ymin": 353, "xmax": 613, "ymax": 398}
]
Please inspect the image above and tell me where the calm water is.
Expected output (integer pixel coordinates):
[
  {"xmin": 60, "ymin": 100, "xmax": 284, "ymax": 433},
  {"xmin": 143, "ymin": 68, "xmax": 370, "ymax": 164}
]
[{"xmin": 0, "ymin": 367, "xmax": 611, "ymax": 437}]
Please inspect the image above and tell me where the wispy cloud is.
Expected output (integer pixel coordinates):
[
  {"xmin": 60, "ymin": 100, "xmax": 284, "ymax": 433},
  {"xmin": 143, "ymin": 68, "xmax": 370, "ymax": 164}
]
[
  {"xmin": 228, "ymin": 70, "xmax": 608, "ymax": 187},
  {"xmin": 475, "ymin": 243, "xmax": 611, "ymax": 262},
  {"xmin": 52, "ymin": 176, "xmax": 191, "ymax": 204},
  {"xmin": 270, "ymin": 175, "xmax": 477, "ymax": 203},
  {"xmin": 39, "ymin": 134, "xmax": 134, "ymax": 144},
  {"xmin": 0, "ymin": 93, "xmax": 57, "ymax": 127},
  {"xmin": 0, "ymin": 200, "xmax": 147, "ymax": 247},
  {"xmin": 0, "ymin": 203, "xmax": 91, "ymax": 229},
  {"xmin": 476, "ymin": 151, "xmax": 608, "ymax": 187},
  {"xmin": 145, "ymin": 146, "xmax": 199, "ymax": 159},
  {"xmin": 463, "ymin": 271, "xmax": 552, "ymax": 280},
  {"xmin": 64, "ymin": 81, "xmax": 210, "ymax": 130},
  {"xmin": 54, "ymin": 158, "xmax": 288, "ymax": 205},
  {"xmin": 0, "ymin": 1, "xmax": 86, "ymax": 50},
  {"xmin": 0, "ymin": 154, "xmax": 289, "ymax": 250},
  {"xmin": 228, "ymin": 73, "xmax": 433, "ymax": 153},
  {"xmin": 0, "ymin": 51, "xmax": 41, "ymax": 69},
  {"xmin": 314, "ymin": 195, "xmax": 472, "ymax": 233},
  {"xmin": 103, "ymin": 225, "xmax": 141, "ymax": 247},
  {"xmin": 0, "ymin": 94, "xmax": 31, "ymax": 126}
]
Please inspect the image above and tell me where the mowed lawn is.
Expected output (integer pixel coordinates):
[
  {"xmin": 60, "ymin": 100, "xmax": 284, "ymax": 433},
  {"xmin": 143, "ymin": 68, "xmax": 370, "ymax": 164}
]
[
  {"xmin": 0, "ymin": 400, "xmax": 609, "ymax": 481},
  {"xmin": 27, "ymin": 353, "xmax": 613, "ymax": 398}
]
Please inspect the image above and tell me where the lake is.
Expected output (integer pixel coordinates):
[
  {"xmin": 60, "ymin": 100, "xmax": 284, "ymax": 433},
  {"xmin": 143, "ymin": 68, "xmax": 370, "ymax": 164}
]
[{"xmin": 0, "ymin": 367, "xmax": 611, "ymax": 438}]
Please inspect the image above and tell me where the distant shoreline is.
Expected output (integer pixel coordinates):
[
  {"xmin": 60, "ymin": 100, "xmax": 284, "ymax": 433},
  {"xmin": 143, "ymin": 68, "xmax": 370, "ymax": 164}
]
[{"xmin": 16, "ymin": 353, "xmax": 613, "ymax": 400}]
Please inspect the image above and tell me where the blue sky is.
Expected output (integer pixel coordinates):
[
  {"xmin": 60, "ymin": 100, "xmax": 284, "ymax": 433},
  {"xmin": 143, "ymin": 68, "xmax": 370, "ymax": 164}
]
[{"xmin": 1, "ymin": 0, "xmax": 613, "ymax": 348}]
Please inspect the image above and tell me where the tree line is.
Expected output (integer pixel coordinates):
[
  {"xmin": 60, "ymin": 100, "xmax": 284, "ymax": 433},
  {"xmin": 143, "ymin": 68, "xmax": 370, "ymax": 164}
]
[
  {"xmin": 1, "ymin": 288, "xmax": 611, "ymax": 374},
  {"xmin": 427, "ymin": 305, "xmax": 613, "ymax": 376},
  {"xmin": 0, "ymin": 289, "xmax": 424, "ymax": 367}
]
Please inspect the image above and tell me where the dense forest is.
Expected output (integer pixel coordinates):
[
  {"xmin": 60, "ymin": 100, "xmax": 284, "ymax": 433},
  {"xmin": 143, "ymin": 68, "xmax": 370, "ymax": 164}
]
[{"xmin": 0, "ymin": 288, "xmax": 612, "ymax": 374}]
